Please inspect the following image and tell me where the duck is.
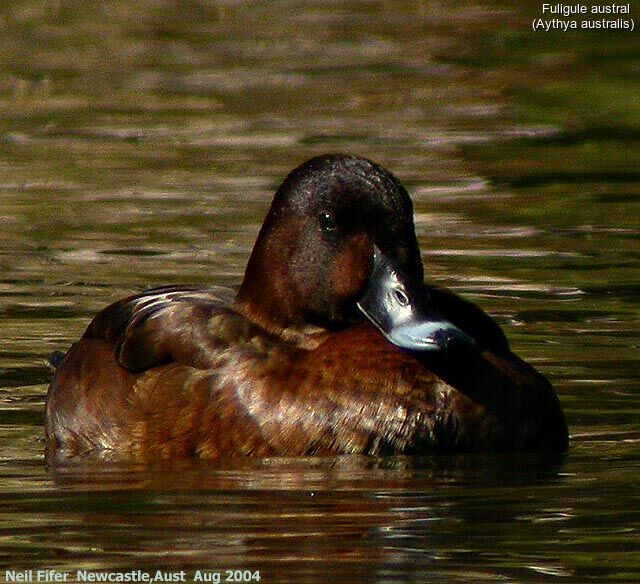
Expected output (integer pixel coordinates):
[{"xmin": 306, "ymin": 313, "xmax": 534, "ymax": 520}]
[{"xmin": 45, "ymin": 154, "xmax": 568, "ymax": 461}]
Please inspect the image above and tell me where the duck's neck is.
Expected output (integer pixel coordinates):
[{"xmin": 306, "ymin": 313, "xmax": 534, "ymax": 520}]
[
  {"xmin": 233, "ymin": 293, "xmax": 328, "ymax": 349},
  {"xmin": 234, "ymin": 246, "xmax": 329, "ymax": 349}
]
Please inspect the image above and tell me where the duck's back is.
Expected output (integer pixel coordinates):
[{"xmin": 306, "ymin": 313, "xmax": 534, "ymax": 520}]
[
  {"xmin": 46, "ymin": 284, "xmax": 567, "ymax": 460},
  {"xmin": 46, "ymin": 286, "xmax": 272, "ymax": 458},
  {"xmin": 46, "ymin": 286, "xmax": 452, "ymax": 460}
]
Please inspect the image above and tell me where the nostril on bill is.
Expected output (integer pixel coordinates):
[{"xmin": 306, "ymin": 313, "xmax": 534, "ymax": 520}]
[{"xmin": 392, "ymin": 288, "xmax": 409, "ymax": 307}]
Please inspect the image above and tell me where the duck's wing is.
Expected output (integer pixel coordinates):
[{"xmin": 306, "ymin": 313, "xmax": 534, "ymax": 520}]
[{"xmin": 84, "ymin": 285, "xmax": 237, "ymax": 372}]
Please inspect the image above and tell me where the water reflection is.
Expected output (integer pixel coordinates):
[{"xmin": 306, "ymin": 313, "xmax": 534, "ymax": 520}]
[
  {"xmin": 2, "ymin": 455, "xmax": 576, "ymax": 583},
  {"xmin": 46, "ymin": 453, "xmax": 568, "ymax": 492}
]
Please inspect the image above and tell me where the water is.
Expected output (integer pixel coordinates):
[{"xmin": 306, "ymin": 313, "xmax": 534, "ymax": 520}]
[{"xmin": 1, "ymin": 1, "xmax": 639, "ymax": 582}]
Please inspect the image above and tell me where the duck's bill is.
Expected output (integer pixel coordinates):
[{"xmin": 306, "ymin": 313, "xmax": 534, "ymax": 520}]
[{"xmin": 356, "ymin": 248, "xmax": 476, "ymax": 353}]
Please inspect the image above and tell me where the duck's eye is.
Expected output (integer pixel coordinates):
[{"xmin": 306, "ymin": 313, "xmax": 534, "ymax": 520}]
[{"xmin": 317, "ymin": 211, "xmax": 337, "ymax": 232}]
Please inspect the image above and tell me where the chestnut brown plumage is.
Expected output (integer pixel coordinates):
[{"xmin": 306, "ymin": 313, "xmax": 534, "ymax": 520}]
[{"xmin": 46, "ymin": 155, "xmax": 568, "ymax": 461}]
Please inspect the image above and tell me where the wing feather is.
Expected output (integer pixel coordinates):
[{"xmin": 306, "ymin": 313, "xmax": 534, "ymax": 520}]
[{"xmin": 85, "ymin": 285, "xmax": 236, "ymax": 372}]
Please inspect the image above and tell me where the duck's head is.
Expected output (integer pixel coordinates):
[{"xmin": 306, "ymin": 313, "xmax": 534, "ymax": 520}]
[{"xmin": 235, "ymin": 154, "xmax": 472, "ymax": 352}]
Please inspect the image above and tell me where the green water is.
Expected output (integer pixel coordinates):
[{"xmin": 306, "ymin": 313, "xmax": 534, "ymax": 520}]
[{"xmin": 1, "ymin": 1, "xmax": 639, "ymax": 582}]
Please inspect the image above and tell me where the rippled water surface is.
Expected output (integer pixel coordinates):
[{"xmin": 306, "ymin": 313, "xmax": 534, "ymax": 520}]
[{"xmin": 1, "ymin": 1, "xmax": 639, "ymax": 582}]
